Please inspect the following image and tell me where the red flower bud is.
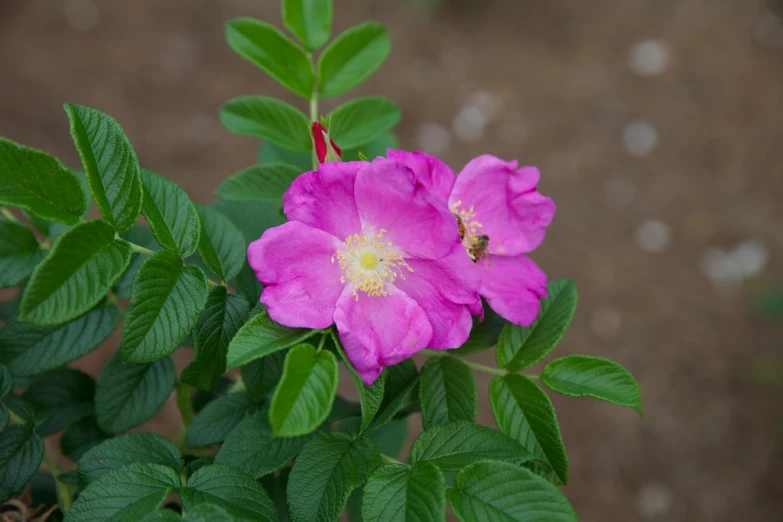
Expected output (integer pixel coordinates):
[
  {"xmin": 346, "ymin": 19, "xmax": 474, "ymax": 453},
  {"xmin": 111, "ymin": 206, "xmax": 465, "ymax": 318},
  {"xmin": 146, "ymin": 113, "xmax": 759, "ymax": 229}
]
[{"xmin": 311, "ymin": 121, "xmax": 342, "ymax": 164}]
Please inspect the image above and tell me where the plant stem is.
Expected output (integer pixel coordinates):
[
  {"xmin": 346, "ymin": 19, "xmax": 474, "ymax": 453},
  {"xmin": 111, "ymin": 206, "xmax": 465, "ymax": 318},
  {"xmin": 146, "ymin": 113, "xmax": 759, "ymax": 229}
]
[
  {"xmin": 316, "ymin": 333, "xmax": 327, "ymax": 352},
  {"xmin": 42, "ymin": 452, "xmax": 73, "ymax": 513},
  {"xmin": 175, "ymin": 381, "xmax": 195, "ymax": 428},
  {"xmin": 1, "ymin": 207, "xmax": 18, "ymax": 221},
  {"xmin": 309, "ymin": 52, "xmax": 319, "ymax": 169},
  {"xmin": 8, "ymin": 409, "xmax": 24, "ymax": 425},
  {"xmin": 129, "ymin": 241, "xmax": 154, "ymax": 255},
  {"xmin": 420, "ymin": 349, "xmax": 507, "ymax": 376},
  {"xmin": 381, "ymin": 454, "xmax": 405, "ymax": 466},
  {"xmin": 227, "ymin": 375, "xmax": 246, "ymax": 393}
]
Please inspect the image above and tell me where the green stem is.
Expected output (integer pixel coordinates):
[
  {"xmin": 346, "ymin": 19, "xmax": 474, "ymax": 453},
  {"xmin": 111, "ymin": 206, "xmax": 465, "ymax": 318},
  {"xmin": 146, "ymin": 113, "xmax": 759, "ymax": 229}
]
[
  {"xmin": 175, "ymin": 381, "xmax": 195, "ymax": 428},
  {"xmin": 129, "ymin": 241, "xmax": 155, "ymax": 255},
  {"xmin": 1, "ymin": 207, "xmax": 18, "ymax": 222},
  {"xmin": 381, "ymin": 454, "xmax": 405, "ymax": 466},
  {"xmin": 309, "ymin": 52, "xmax": 319, "ymax": 170},
  {"xmin": 42, "ymin": 452, "xmax": 73, "ymax": 513},
  {"xmin": 228, "ymin": 375, "xmax": 246, "ymax": 394},
  {"xmin": 316, "ymin": 333, "xmax": 327, "ymax": 352},
  {"xmin": 8, "ymin": 409, "xmax": 24, "ymax": 425},
  {"xmin": 420, "ymin": 349, "xmax": 507, "ymax": 376}
]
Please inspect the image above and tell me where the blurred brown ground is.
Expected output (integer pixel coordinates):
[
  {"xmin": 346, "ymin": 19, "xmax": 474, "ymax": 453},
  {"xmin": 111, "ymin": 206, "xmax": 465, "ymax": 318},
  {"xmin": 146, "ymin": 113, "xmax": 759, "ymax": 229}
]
[{"xmin": 2, "ymin": 0, "xmax": 783, "ymax": 520}]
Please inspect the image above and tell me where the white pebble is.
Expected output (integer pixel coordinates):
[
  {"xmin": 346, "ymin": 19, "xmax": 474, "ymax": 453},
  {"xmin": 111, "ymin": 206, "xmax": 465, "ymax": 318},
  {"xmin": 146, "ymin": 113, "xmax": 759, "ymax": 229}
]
[
  {"xmin": 731, "ymin": 240, "xmax": 768, "ymax": 277},
  {"xmin": 416, "ymin": 122, "xmax": 451, "ymax": 155},
  {"xmin": 64, "ymin": 0, "xmax": 99, "ymax": 32},
  {"xmin": 623, "ymin": 121, "xmax": 658, "ymax": 157},
  {"xmin": 635, "ymin": 219, "xmax": 671, "ymax": 253},
  {"xmin": 635, "ymin": 483, "xmax": 674, "ymax": 519},
  {"xmin": 604, "ymin": 174, "xmax": 636, "ymax": 206},
  {"xmin": 628, "ymin": 40, "xmax": 671, "ymax": 77},
  {"xmin": 453, "ymin": 105, "xmax": 487, "ymax": 143}
]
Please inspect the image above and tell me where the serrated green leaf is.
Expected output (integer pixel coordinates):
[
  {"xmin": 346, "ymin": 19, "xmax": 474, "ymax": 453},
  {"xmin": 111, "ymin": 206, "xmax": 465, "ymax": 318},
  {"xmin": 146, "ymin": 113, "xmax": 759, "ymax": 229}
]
[
  {"xmin": 362, "ymin": 461, "xmax": 445, "ymax": 522},
  {"xmin": 409, "ymin": 421, "xmax": 532, "ymax": 471},
  {"xmin": 490, "ymin": 374, "xmax": 568, "ymax": 484},
  {"xmin": 0, "ymin": 137, "xmax": 86, "ymax": 224},
  {"xmin": 283, "ymin": 0, "xmax": 332, "ymax": 50},
  {"xmin": 115, "ymin": 226, "xmax": 159, "ymax": 298},
  {"xmin": 541, "ymin": 355, "xmax": 643, "ymax": 416},
  {"xmin": 60, "ymin": 416, "xmax": 110, "ymax": 462},
  {"xmin": 22, "ymin": 368, "xmax": 95, "ymax": 436},
  {"xmin": 496, "ymin": 279, "xmax": 577, "ymax": 371},
  {"xmin": 19, "ymin": 219, "xmax": 131, "ymax": 325},
  {"xmin": 184, "ymin": 504, "xmax": 235, "ymax": 522},
  {"xmin": 269, "ymin": 344, "xmax": 338, "ymax": 437},
  {"xmin": 366, "ymin": 418, "xmax": 408, "ymax": 458},
  {"xmin": 220, "ymin": 96, "xmax": 311, "ymax": 152},
  {"xmin": 140, "ymin": 511, "xmax": 181, "ymax": 522},
  {"xmin": 181, "ymin": 287, "xmax": 249, "ymax": 390},
  {"xmin": 0, "ymin": 404, "xmax": 8, "ymax": 432},
  {"xmin": 77, "ymin": 433, "xmax": 181, "ymax": 484},
  {"xmin": 216, "ymin": 163, "xmax": 302, "ymax": 203},
  {"xmin": 0, "ymin": 366, "xmax": 11, "ymax": 398},
  {"xmin": 0, "ymin": 304, "xmax": 118, "ymax": 377},
  {"xmin": 232, "ymin": 260, "xmax": 263, "ymax": 307},
  {"xmin": 212, "ymin": 200, "xmax": 285, "ymax": 244},
  {"xmin": 0, "ymin": 424, "xmax": 43, "ymax": 501},
  {"xmin": 368, "ymin": 359, "xmax": 419, "ymax": 432},
  {"xmin": 327, "ymin": 97, "xmax": 401, "ymax": 150},
  {"xmin": 447, "ymin": 460, "xmax": 576, "ymax": 522},
  {"xmin": 64, "ymin": 103, "xmax": 142, "ymax": 232},
  {"xmin": 257, "ymin": 141, "xmax": 311, "ymax": 171},
  {"xmin": 2, "ymin": 395, "xmax": 47, "ymax": 427},
  {"xmin": 121, "ymin": 250, "xmax": 208, "ymax": 363},
  {"xmin": 186, "ymin": 392, "xmax": 260, "ymax": 447},
  {"xmin": 95, "ymin": 352, "xmax": 175, "ymax": 433},
  {"xmin": 181, "ymin": 464, "xmax": 277, "ymax": 522},
  {"xmin": 450, "ymin": 304, "xmax": 505, "ymax": 356},
  {"xmin": 65, "ymin": 463, "xmax": 180, "ymax": 522},
  {"xmin": 242, "ymin": 349, "xmax": 286, "ymax": 399},
  {"xmin": 287, "ymin": 433, "xmax": 381, "ymax": 522},
  {"xmin": 0, "ymin": 219, "xmax": 44, "ymax": 288},
  {"xmin": 318, "ymin": 22, "xmax": 390, "ymax": 98},
  {"xmin": 226, "ymin": 18, "xmax": 315, "ymax": 98},
  {"xmin": 225, "ymin": 311, "xmax": 315, "ymax": 369},
  {"xmin": 195, "ymin": 205, "xmax": 245, "ymax": 282},
  {"xmin": 342, "ymin": 131, "xmax": 398, "ymax": 162},
  {"xmin": 215, "ymin": 409, "xmax": 310, "ymax": 478},
  {"xmin": 420, "ymin": 356, "xmax": 476, "ymax": 430},
  {"xmin": 140, "ymin": 169, "xmax": 200, "ymax": 257},
  {"xmin": 331, "ymin": 331, "xmax": 385, "ymax": 432},
  {"xmin": 261, "ymin": 467, "xmax": 290, "ymax": 522}
]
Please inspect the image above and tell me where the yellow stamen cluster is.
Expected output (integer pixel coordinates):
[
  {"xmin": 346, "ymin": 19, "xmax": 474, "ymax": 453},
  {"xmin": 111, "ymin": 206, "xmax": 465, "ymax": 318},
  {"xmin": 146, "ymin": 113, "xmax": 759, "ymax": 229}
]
[{"xmin": 333, "ymin": 225, "xmax": 413, "ymax": 300}]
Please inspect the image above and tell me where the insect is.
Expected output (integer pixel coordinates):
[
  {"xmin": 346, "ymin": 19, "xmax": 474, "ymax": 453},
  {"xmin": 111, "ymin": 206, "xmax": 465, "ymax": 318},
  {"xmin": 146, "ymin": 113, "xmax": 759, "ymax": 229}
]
[
  {"xmin": 468, "ymin": 234, "xmax": 490, "ymax": 262},
  {"xmin": 455, "ymin": 214, "xmax": 467, "ymax": 241}
]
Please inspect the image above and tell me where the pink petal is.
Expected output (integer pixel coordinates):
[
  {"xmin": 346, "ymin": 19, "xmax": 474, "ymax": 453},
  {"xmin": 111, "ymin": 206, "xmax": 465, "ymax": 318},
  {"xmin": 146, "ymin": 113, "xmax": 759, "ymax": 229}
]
[
  {"xmin": 386, "ymin": 149, "xmax": 456, "ymax": 205},
  {"xmin": 449, "ymin": 155, "xmax": 556, "ymax": 256},
  {"xmin": 354, "ymin": 158, "xmax": 459, "ymax": 260},
  {"xmin": 283, "ymin": 162, "xmax": 364, "ymax": 240},
  {"xmin": 478, "ymin": 254, "xmax": 548, "ymax": 326},
  {"xmin": 394, "ymin": 245, "xmax": 481, "ymax": 348},
  {"xmin": 334, "ymin": 285, "xmax": 433, "ymax": 385},
  {"xmin": 248, "ymin": 221, "xmax": 344, "ymax": 329}
]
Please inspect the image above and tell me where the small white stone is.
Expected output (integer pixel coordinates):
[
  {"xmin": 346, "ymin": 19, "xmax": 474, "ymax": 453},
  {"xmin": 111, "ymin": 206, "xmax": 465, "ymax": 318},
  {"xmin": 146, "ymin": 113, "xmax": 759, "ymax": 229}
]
[
  {"xmin": 416, "ymin": 122, "xmax": 451, "ymax": 155},
  {"xmin": 635, "ymin": 219, "xmax": 670, "ymax": 253},
  {"xmin": 604, "ymin": 174, "xmax": 636, "ymax": 206},
  {"xmin": 731, "ymin": 240, "xmax": 768, "ymax": 277},
  {"xmin": 635, "ymin": 483, "xmax": 674, "ymax": 519},
  {"xmin": 628, "ymin": 40, "xmax": 671, "ymax": 77},
  {"xmin": 623, "ymin": 121, "xmax": 658, "ymax": 157},
  {"xmin": 64, "ymin": 0, "xmax": 99, "ymax": 32},
  {"xmin": 453, "ymin": 105, "xmax": 487, "ymax": 143}
]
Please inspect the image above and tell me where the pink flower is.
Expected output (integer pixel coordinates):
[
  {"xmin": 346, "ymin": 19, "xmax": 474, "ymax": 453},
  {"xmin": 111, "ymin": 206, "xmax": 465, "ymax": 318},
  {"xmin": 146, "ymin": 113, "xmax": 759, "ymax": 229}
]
[
  {"xmin": 387, "ymin": 150, "xmax": 556, "ymax": 326},
  {"xmin": 247, "ymin": 158, "xmax": 481, "ymax": 385}
]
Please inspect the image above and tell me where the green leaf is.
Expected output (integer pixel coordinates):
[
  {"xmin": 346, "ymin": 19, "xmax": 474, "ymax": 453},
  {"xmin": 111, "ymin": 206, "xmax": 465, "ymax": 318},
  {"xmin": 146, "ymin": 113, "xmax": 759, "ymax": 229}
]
[
  {"xmin": 220, "ymin": 96, "xmax": 311, "ymax": 152},
  {"xmin": 366, "ymin": 418, "xmax": 408, "ymax": 458},
  {"xmin": 64, "ymin": 103, "xmax": 142, "ymax": 232},
  {"xmin": 447, "ymin": 460, "xmax": 576, "ymax": 522},
  {"xmin": 140, "ymin": 169, "xmax": 200, "ymax": 257},
  {"xmin": 195, "ymin": 205, "xmax": 245, "ymax": 282},
  {"xmin": 362, "ymin": 461, "xmax": 445, "ymax": 522},
  {"xmin": 257, "ymin": 141, "xmax": 311, "ymax": 172},
  {"xmin": 287, "ymin": 433, "xmax": 381, "ymax": 522},
  {"xmin": 327, "ymin": 97, "xmax": 401, "ymax": 150},
  {"xmin": 95, "ymin": 352, "xmax": 176, "ymax": 433},
  {"xmin": 283, "ymin": 0, "xmax": 332, "ymax": 51},
  {"xmin": 215, "ymin": 409, "xmax": 310, "ymax": 478},
  {"xmin": 368, "ymin": 359, "xmax": 419, "ymax": 431},
  {"xmin": 450, "ymin": 304, "xmax": 505, "ymax": 356},
  {"xmin": 242, "ymin": 349, "xmax": 286, "ymax": 399},
  {"xmin": 318, "ymin": 22, "xmax": 391, "ymax": 98},
  {"xmin": 184, "ymin": 504, "xmax": 235, "ymax": 522},
  {"xmin": 0, "ymin": 137, "xmax": 86, "ymax": 224},
  {"xmin": 19, "ymin": 220, "xmax": 131, "ymax": 325},
  {"xmin": 22, "ymin": 368, "xmax": 95, "ymax": 436},
  {"xmin": 226, "ymin": 311, "xmax": 316, "ymax": 369},
  {"xmin": 409, "ymin": 421, "xmax": 532, "ymax": 471},
  {"xmin": 0, "ymin": 424, "xmax": 43, "ymax": 501},
  {"xmin": 261, "ymin": 467, "xmax": 290, "ymax": 522},
  {"xmin": 0, "ymin": 304, "xmax": 118, "ymax": 377},
  {"xmin": 0, "ymin": 219, "xmax": 44, "ymax": 288},
  {"xmin": 225, "ymin": 18, "xmax": 315, "ymax": 98},
  {"xmin": 181, "ymin": 464, "xmax": 277, "ymax": 522},
  {"xmin": 331, "ymin": 331, "xmax": 385, "ymax": 432},
  {"xmin": 420, "ymin": 356, "xmax": 477, "ymax": 430},
  {"xmin": 489, "ymin": 375, "xmax": 568, "ymax": 484},
  {"xmin": 496, "ymin": 279, "xmax": 577, "ymax": 371},
  {"xmin": 181, "ymin": 287, "xmax": 249, "ymax": 390},
  {"xmin": 66, "ymin": 463, "xmax": 180, "ymax": 522},
  {"xmin": 269, "ymin": 344, "xmax": 338, "ymax": 437},
  {"xmin": 2, "ymin": 395, "xmax": 47, "ymax": 427},
  {"xmin": 140, "ymin": 511, "xmax": 181, "ymax": 522},
  {"xmin": 60, "ymin": 416, "xmax": 110, "ymax": 462},
  {"xmin": 0, "ymin": 366, "xmax": 11, "ymax": 398},
  {"xmin": 77, "ymin": 433, "xmax": 181, "ymax": 484},
  {"xmin": 216, "ymin": 163, "xmax": 302, "ymax": 203},
  {"xmin": 212, "ymin": 200, "xmax": 285, "ymax": 244},
  {"xmin": 0, "ymin": 404, "xmax": 8, "ymax": 432},
  {"xmin": 115, "ymin": 226, "xmax": 159, "ymax": 298},
  {"xmin": 541, "ymin": 355, "xmax": 643, "ymax": 416},
  {"xmin": 186, "ymin": 392, "xmax": 260, "ymax": 447},
  {"xmin": 341, "ymin": 131, "xmax": 398, "ymax": 162},
  {"xmin": 232, "ymin": 260, "xmax": 263, "ymax": 308},
  {"xmin": 121, "ymin": 250, "xmax": 208, "ymax": 363}
]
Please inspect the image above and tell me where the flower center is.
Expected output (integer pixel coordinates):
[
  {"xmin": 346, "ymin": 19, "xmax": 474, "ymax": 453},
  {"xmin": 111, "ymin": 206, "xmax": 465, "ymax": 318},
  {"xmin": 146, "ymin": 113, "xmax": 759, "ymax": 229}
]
[
  {"xmin": 451, "ymin": 200, "xmax": 490, "ymax": 262},
  {"xmin": 333, "ymin": 225, "xmax": 412, "ymax": 299}
]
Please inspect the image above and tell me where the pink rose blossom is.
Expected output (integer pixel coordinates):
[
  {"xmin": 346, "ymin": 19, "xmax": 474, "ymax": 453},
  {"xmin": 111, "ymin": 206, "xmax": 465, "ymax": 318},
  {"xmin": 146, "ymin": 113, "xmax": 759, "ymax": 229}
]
[
  {"xmin": 387, "ymin": 150, "xmax": 556, "ymax": 326},
  {"xmin": 247, "ymin": 158, "xmax": 481, "ymax": 385}
]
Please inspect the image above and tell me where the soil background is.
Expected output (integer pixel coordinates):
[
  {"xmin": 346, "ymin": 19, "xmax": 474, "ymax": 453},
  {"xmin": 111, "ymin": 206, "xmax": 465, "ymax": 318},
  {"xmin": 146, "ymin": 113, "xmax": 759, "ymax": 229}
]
[{"xmin": 2, "ymin": 1, "xmax": 783, "ymax": 520}]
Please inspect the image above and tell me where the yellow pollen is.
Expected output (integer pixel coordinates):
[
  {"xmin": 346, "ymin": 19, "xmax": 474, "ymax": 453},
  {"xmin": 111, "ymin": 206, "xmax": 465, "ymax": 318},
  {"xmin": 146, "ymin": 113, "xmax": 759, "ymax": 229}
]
[{"xmin": 332, "ymin": 225, "xmax": 413, "ymax": 300}]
